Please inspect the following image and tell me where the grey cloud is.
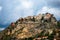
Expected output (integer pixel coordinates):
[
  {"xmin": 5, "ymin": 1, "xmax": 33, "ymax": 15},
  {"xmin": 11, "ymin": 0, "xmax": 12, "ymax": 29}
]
[{"xmin": 46, "ymin": 0, "xmax": 60, "ymax": 8}]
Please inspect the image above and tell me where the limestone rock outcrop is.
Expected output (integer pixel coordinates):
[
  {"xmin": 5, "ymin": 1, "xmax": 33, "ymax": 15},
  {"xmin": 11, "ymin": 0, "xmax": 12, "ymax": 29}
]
[{"xmin": 0, "ymin": 13, "xmax": 59, "ymax": 40}]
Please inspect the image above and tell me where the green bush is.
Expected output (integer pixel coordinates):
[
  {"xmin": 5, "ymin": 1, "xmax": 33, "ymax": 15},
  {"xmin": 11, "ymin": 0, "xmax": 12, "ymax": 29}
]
[{"xmin": 57, "ymin": 22, "xmax": 60, "ymax": 28}]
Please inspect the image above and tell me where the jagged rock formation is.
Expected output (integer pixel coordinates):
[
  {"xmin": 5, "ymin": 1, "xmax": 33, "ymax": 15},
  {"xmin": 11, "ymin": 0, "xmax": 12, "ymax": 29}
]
[{"xmin": 0, "ymin": 13, "xmax": 60, "ymax": 40}]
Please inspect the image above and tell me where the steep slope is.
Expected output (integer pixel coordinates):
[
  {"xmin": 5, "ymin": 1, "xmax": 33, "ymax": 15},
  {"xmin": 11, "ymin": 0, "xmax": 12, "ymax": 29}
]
[{"xmin": 0, "ymin": 13, "xmax": 60, "ymax": 40}]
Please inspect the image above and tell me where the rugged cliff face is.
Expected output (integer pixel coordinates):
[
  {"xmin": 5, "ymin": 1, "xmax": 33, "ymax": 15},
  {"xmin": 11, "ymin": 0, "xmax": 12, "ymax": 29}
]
[{"xmin": 0, "ymin": 13, "xmax": 60, "ymax": 40}]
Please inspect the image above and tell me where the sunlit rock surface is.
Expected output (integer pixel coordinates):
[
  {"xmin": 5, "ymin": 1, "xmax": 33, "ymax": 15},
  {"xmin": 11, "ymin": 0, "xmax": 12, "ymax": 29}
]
[{"xmin": 0, "ymin": 13, "xmax": 60, "ymax": 40}]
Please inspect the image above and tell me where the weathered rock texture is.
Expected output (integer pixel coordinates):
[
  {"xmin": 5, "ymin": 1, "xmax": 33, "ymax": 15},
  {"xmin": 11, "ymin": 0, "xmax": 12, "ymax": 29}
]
[{"xmin": 0, "ymin": 13, "xmax": 60, "ymax": 40}]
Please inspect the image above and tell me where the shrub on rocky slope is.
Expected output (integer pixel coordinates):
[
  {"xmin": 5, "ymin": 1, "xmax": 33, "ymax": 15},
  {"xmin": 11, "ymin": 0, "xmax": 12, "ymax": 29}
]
[{"xmin": 0, "ymin": 13, "xmax": 60, "ymax": 40}]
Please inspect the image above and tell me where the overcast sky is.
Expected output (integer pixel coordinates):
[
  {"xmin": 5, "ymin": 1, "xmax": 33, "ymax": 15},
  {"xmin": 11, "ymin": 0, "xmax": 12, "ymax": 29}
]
[{"xmin": 0, "ymin": 0, "xmax": 60, "ymax": 30}]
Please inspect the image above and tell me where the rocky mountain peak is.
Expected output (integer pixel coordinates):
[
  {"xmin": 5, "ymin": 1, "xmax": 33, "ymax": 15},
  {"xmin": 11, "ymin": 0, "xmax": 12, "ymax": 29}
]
[{"xmin": 0, "ymin": 13, "xmax": 60, "ymax": 40}]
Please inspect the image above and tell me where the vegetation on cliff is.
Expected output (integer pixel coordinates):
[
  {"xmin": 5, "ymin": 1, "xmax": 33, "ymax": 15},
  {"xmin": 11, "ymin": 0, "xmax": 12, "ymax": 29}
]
[{"xmin": 0, "ymin": 13, "xmax": 60, "ymax": 40}]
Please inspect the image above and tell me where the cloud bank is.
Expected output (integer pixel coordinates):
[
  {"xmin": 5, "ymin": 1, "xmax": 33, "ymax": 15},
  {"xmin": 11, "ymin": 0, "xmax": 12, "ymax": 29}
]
[
  {"xmin": 0, "ymin": 28, "xmax": 5, "ymax": 31},
  {"xmin": 0, "ymin": 0, "xmax": 60, "ymax": 28}
]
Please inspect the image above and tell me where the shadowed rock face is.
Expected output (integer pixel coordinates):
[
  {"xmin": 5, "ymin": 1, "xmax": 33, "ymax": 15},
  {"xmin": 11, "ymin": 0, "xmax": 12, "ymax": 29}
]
[{"xmin": 0, "ymin": 13, "xmax": 58, "ymax": 40}]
